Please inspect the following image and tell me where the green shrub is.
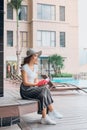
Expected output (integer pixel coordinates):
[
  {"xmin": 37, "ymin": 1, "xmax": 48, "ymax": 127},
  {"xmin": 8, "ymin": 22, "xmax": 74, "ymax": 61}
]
[{"xmin": 51, "ymin": 73, "xmax": 73, "ymax": 78}]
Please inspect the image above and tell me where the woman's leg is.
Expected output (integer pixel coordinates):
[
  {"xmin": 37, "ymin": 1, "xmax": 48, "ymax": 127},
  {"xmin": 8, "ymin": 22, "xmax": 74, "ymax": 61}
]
[
  {"xmin": 41, "ymin": 103, "xmax": 54, "ymax": 118},
  {"xmin": 42, "ymin": 108, "xmax": 47, "ymax": 118},
  {"xmin": 48, "ymin": 104, "xmax": 54, "ymax": 112},
  {"xmin": 41, "ymin": 107, "xmax": 56, "ymax": 125},
  {"xmin": 46, "ymin": 89, "xmax": 63, "ymax": 119}
]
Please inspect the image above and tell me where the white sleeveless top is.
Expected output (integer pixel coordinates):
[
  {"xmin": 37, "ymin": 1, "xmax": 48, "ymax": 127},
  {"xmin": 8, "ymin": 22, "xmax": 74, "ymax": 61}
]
[{"xmin": 22, "ymin": 64, "xmax": 38, "ymax": 83}]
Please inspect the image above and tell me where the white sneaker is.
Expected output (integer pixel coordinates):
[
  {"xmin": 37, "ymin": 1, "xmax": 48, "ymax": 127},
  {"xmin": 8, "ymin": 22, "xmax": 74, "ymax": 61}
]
[
  {"xmin": 41, "ymin": 115, "xmax": 56, "ymax": 125},
  {"xmin": 48, "ymin": 110, "xmax": 63, "ymax": 119}
]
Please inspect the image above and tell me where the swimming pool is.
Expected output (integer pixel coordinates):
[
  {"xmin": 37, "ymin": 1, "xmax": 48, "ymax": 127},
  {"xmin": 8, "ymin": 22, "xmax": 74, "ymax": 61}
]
[{"xmin": 52, "ymin": 77, "xmax": 87, "ymax": 87}]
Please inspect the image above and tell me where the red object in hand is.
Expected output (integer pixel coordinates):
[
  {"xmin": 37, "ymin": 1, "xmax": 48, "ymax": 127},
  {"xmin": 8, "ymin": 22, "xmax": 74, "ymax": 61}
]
[{"xmin": 37, "ymin": 79, "xmax": 49, "ymax": 86}]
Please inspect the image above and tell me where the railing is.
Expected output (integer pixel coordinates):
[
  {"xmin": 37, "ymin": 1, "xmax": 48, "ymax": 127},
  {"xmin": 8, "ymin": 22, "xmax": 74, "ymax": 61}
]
[{"xmin": 73, "ymin": 73, "xmax": 87, "ymax": 80}]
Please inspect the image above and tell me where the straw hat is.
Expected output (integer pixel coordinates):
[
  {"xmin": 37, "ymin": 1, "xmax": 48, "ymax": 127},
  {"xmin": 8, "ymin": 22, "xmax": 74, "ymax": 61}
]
[{"xmin": 26, "ymin": 48, "xmax": 42, "ymax": 57}]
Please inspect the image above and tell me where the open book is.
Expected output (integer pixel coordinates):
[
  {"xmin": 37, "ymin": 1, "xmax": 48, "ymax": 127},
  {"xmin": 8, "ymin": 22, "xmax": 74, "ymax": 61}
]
[
  {"xmin": 37, "ymin": 78, "xmax": 49, "ymax": 87},
  {"xmin": 41, "ymin": 74, "xmax": 56, "ymax": 89}
]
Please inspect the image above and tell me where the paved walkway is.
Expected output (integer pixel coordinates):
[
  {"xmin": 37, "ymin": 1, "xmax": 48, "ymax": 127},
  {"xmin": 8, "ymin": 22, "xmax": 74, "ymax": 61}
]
[{"xmin": 0, "ymin": 81, "xmax": 87, "ymax": 130}]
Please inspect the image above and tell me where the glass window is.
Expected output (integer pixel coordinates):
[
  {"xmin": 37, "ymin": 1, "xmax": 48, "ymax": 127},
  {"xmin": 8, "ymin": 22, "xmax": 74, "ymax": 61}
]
[
  {"xmin": 7, "ymin": 4, "xmax": 13, "ymax": 19},
  {"xmin": 59, "ymin": 6, "xmax": 65, "ymax": 21},
  {"xmin": 19, "ymin": 5, "xmax": 28, "ymax": 21},
  {"xmin": 37, "ymin": 4, "xmax": 55, "ymax": 20},
  {"xmin": 60, "ymin": 32, "xmax": 65, "ymax": 47},
  {"xmin": 7, "ymin": 31, "xmax": 13, "ymax": 47},
  {"xmin": 20, "ymin": 31, "xmax": 28, "ymax": 47},
  {"xmin": 37, "ymin": 31, "xmax": 56, "ymax": 47}
]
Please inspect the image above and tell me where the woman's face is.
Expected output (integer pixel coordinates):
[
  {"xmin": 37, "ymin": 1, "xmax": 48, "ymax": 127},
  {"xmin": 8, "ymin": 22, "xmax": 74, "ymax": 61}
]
[{"xmin": 31, "ymin": 54, "xmax": 38, "ymax": 64}]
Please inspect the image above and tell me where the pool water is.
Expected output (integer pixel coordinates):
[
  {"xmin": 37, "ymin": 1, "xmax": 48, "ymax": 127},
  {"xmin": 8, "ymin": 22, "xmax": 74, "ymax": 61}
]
[{"xmin": 52, "ymin": 78, "xmax": 87, "ymax": 87}]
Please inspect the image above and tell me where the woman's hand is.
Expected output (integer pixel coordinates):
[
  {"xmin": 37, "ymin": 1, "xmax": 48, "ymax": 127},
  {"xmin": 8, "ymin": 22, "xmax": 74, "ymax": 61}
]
[{"xmin": 34, "ymin": 82, "xmax": 39, "ymax": 86}]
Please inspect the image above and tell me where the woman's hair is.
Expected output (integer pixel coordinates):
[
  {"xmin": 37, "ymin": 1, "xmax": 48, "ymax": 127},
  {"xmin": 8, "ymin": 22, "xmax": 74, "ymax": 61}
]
[{"xmin": 21, "ymin": 55, "xmax": 32, "ymax": 66}]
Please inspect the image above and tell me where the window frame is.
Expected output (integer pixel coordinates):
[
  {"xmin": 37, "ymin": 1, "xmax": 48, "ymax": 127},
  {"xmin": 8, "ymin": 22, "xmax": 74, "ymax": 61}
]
[
  {"xmin": 7, "ymin": 31, "xmax": 13, "ymax": 47},
  {"xmin": 19, "ymin": 5, "xmax": 28, "ymax": 21},
  {"xmin": 7, "ymin": 3, "xmax": 13, "ymax": 20},
  {"xmin": 37, "ymin": 3, "xmax": 56, "ymax": 20},
  {"xmin": 20, "ymin": 31, "xmax": 28, "ymax": 47},
  {"xmin": 59, "ymin": 6, "xmax": 65, "ymax": 21},
  {"xmin": 60, "ymin": 32, "xmax": 66, "ymax": 47},
  {"xmin": 37, "ymin": 30, "xmax": 56, "ymax": 47}
]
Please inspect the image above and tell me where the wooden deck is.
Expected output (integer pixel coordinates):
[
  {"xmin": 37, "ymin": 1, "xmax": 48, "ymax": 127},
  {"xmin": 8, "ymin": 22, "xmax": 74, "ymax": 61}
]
[{"xmin": 0, "ymin": 80, "xmax": 87, "ymax": 130}]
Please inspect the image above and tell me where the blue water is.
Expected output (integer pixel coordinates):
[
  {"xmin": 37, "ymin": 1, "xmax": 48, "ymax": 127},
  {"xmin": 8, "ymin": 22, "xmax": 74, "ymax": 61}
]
[{"xmin": 52, "ymin": 77, "xmax": 87, "ymax": 87}]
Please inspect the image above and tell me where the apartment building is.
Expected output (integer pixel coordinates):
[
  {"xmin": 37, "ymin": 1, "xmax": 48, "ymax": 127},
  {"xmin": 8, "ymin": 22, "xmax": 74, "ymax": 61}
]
[{"xmin": 4, "ymin": 0, "xmax": 79, "ymax": 78}]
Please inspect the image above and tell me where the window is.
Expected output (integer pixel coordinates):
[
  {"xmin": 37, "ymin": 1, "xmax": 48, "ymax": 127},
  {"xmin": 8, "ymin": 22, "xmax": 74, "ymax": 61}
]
[
  {"xmin": 60, "ymin": 32, "xmax": 65, "ymax": 47},
  {"xmin": 37, "ymin": 31, "xmax": 56, "ymax": 47},
  {"xmin": 19, "ymin": 5, "xmax": 28, "ymax": 21},
  {"xmin": 59, "ymin": 6, "xmax": 65, "ymax": 21},
  {"xmin": 7, "ymin": 31, "xmax": 13, "ymax": 47},
  {"xmin": 20, "ymin": 31, "xmax": 28, "ymax": 47},
  {"xmin": 37, "ymin": 4, "xmax": 55, "ymax": 20},
  {"xmin": 7, "ymin": 4, "xmax": 13, "ymax": 19}
]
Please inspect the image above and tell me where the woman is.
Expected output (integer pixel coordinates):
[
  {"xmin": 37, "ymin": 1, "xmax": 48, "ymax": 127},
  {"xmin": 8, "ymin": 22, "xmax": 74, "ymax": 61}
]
[{"xmin": 20, "ymin": 48, "xmax": 63, "ymax": 125}]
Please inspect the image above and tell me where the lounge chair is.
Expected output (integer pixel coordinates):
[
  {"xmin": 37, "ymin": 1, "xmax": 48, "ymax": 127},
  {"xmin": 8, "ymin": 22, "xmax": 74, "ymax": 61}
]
[
  {"xmin": 10, "ymin": 73, "xmax": 22, "ymax": 84},
  {"xmin": 41, "ymin": 74, "xmax": 87, "ymax": 93}
]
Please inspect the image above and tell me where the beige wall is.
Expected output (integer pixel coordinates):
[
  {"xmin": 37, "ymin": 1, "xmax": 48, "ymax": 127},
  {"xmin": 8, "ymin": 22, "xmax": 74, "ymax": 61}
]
[
  {"xmin": 4, "ymin": 0, "xmax": 79, "ymax": 77},
  {"xmin": 32, "ymin": 0, "xmax": 79, "ymax": 74}
]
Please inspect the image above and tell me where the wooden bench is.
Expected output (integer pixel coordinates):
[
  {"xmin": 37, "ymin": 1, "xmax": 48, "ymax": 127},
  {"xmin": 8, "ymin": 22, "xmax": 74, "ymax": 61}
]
[{"xmin": 0, "ymin": 83, "xmax": 38, "ymax": 129}]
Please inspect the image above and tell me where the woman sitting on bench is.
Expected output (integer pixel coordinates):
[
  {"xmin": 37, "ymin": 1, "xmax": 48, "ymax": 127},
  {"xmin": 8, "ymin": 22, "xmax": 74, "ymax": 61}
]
[{"xmin": 20, "ymin": 48, "xmax": 63, "ymax": 125}]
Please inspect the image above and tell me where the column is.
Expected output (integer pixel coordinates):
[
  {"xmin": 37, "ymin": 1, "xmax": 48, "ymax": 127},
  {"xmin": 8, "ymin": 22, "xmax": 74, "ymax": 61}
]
[{"xmin": 0, "ymin": 0, "xmax": 4, "ymax": 97}]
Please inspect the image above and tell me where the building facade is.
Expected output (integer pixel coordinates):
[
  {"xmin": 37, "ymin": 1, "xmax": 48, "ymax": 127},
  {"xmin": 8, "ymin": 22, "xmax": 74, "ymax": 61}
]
[{"xmin": 4, "ymin": 0, "xmax": 79, "ymax": 78}]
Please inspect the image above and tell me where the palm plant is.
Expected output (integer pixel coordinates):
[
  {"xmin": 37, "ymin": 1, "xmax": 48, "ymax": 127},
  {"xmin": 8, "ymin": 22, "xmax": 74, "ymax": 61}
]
[
  {"xmin": 8, "ymin": 0, "xmax": 23, "ymax": 75},
  {"xmin": 48, "ymin": 54, "xmax": 65, "ymax": 75}
]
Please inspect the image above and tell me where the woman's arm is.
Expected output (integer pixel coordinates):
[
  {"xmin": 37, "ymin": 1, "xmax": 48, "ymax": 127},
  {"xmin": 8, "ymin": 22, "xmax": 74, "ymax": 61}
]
[
  {"xmin": 21, "ymin": 70, "xmax": 37, "ymax": 87},
  {"xmin": 34, "ymin": 72, "xmax": 39, "ymax": 84}
]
